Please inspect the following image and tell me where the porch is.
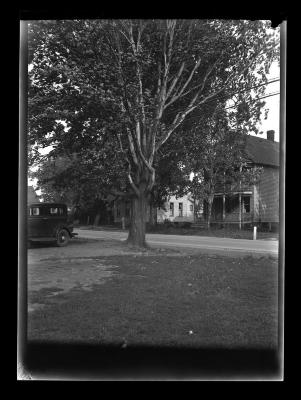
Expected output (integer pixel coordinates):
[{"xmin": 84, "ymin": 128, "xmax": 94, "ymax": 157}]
[{"xmin": 202, "ymin": 192, "xmax": 253, "ymax": 228}]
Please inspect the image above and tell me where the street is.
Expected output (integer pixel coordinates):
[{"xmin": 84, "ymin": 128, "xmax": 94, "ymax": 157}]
[{"xmin": 74, "ymin": 228, "xmax": 279, "ymax": 256}]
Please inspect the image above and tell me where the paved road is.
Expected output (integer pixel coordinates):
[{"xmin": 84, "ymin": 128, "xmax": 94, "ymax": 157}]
[{"xmin": 74, "ymin": 229, "xmax": 278, "ymax": 256}]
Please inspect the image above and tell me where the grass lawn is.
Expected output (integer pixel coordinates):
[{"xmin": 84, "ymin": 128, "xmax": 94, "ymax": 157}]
[
  {"xmin": 147, "ymin": 225, "xmax": 279, "ymax": 240},
  {"xmin": 28, "ymin": 252, "xmax": 278, "ymax": 349}
]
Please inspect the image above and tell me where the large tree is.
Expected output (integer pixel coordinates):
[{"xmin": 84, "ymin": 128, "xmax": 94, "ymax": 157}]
[{"xmin": 28, "ymin": 19, "xmax": 279, "ymax": 246}]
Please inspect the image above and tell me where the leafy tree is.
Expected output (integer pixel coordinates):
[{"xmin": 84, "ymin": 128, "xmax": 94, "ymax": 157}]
[
  {"xmin": 28, "ymin": 19, "xmax": 279, "ymax": 246},
  {"xmin": 30, "ymin": 152, "xmax": 118, "ymax": 224}
]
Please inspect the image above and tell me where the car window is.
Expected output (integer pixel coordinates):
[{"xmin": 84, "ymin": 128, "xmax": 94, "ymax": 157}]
[
  {"xmin": 49, "ymin": 207, "xmax": 65, "ymax": 215},
  {"xmin": 30, "ymin": 207, "xmax": 40, "ymax": 216}
]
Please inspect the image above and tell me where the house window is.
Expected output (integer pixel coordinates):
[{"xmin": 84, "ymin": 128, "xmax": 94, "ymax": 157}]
[
  {"xmin": 190, "ymin": 204, "xmax": 193, "ymax": 212},
  {"xmin": 225, "ymin": 196, "xmax": 237, "ymax": 213},
  {"xmin": 243, "ymin": 196, "xmax": 251, "ymax": 213},
  {"xmin": 179, "ymin": 203, "xmax": 183, "ymax": 217},
  {"xmin": 169, "ymin": 202, "xmax": 174, "ymax": 217},
  {"xmin": 50, "ymin": 207, "xmax": 58, "ymax": 215}
]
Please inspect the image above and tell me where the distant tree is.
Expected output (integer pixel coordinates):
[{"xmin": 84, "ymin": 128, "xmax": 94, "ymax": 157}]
[
  {"xmin": 30, "ymin": 153, "xmax": 117, "ymax": 224},
  {"xmin": 28, "ymin": 19, "xmax": 279, "ymax": 246},
  {"xmin": 148, "ymin": 132, "xmax": 191, "ymax": 223}
]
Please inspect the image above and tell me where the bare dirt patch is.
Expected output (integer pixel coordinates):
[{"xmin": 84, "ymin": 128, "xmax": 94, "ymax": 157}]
[{"xmin": 27, "ymin": 238, "xmax": 184, "ymax": 313}]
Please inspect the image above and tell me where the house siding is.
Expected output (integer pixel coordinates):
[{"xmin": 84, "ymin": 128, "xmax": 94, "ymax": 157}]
[
  {"xmin": 157, "ymin": 195, "xmax": 194, "ymax": 223},
  {"xmin": 254, "ymin": 166, "xmax": 279, "ymax": 223}
]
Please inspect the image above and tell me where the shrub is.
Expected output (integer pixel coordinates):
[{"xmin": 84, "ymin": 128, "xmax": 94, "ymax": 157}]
[{"xmin": 178, "ymin": 222, "xmax": 192, "ymax": 228}]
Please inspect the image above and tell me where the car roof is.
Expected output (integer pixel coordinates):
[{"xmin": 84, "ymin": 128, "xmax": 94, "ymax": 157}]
[{"xmin": 28, "ymin": 202, "xmax": 67, "ymax": 207}]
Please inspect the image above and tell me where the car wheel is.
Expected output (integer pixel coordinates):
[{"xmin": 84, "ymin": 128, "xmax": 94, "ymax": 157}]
[{"xmin": 56, "ymin": 228, "xmax": 70, "ymax": 247}]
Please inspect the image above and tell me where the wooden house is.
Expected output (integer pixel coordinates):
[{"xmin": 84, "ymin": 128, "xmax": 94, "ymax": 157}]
[{"xmin": 203, "ymin": 130, "xmax": 279, "ymax": 229}]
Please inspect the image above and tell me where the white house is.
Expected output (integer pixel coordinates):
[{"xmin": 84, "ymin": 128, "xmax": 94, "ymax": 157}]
[
  {"xmin": 156, "ymin": 194, "xmax": 195, "ymax": 223},
  {"xmin": 113, "ymin": 194, "xmax": 196, "ymax": 225}
]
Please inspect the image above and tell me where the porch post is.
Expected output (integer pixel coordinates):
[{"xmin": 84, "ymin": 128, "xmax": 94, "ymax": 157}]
[
  {"xmin": 222, "ymin": 171, "xmax": 226, "ymax": 227},
  {"xmin": 238, "ymin": 165, "xmax": 242, "ymax": 230},
  {"xmin": 242, "ymin": 195, "xmax": 244, "ymax": 228},
  {"xmin": 193, "ymin": 195, "xmax": 196, "ymax": 223},
  {"xmin": 222, "ymin": 194, "xmax": 226, "ymax": 222},
  {"xmin": 238, "ymin": 193, "xmax": 242, "ymax": 230}
]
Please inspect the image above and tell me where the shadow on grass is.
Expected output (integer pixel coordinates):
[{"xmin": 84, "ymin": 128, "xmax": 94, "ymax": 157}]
[
  {"xmin": 28, "ymin": 238, "xmax": 100, "ymax": 249},
  {"xmin": 21, "ymin": 341, "xmax": 281, "ymax": 380}
]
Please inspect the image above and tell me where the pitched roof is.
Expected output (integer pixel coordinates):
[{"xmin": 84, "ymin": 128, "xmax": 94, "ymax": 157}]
[{"xmin": 244, "ymin": 135, "xmax": 280, "ymax": 167}]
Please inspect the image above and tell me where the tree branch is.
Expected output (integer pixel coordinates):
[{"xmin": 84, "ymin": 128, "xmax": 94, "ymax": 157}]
[
  {"xmin": 157, "ymin": 48, "xmax": 265, "ymax": 151},
  {"xmin": 165, "ymin": 61, "xmax": 185, "ymax": 100},
  {"xmin": 156, "ymin": 90, "xmax": 200, "ymax": 151},
  {"xmin": 164, "ymin": 58, "xmax": 202, "ymax": 110},
  {"xmin": 126, "ymin": 127, "xmax": 140, "ymax": 167},
  {"xmin": 129, "ymin": 124, "xmax": 155, "ymax": 175},
  {"xmin": 163, "ymin": 54, "xmax": 225, "ymax": 111},
  {"xmin": 117, "ymin": 131, "xmax": 140, "ymax": 197},
  {"xmin": 128, "ymin": 21, "xmax": 146, "ymax": 137},
  {"xmin": 113, "ymin": 30, "xmax": 137, "ymax": 125},
  {"xmin": 128, "ymin": 170, "xmax": 140, "ymax": 197},
  {"xmin": 157, "ymin": 20, "xmax": 176, "ymax": 118}
]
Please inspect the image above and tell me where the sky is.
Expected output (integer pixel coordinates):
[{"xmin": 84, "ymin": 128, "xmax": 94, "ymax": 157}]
[{"xmin": 251, "ymin": 61, "xmax": 280, "ymax": 142}]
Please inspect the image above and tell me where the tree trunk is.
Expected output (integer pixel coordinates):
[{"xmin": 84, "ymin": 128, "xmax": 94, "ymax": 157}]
[
  {"xmin": 127, "ymin": 194, "xmax": 148, "ymax": 247},
  {"xmin": 149, "ymin": 203, "xmax": 157, "ymax": 226},
  {"xmin": 93, "ymin": 213, "xmax": 100, "ymax": 226}
]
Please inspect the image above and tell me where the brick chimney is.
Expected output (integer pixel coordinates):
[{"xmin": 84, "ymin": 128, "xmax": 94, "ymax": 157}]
[{"xmin": 267, "ymin": 130, "xmax": 275, "ymax": 142}]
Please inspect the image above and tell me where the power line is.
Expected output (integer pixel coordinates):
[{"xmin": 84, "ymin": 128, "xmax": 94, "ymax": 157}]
[
  {"xmin": 257, "ymin": 91, "xmax": 280, "ymax": 100},
  {"xmin": 231, "ymin": 77, "xmax": 280, "ymax": 96},
  {"xmin": 179, "ymin": 91, "xmax": 280, "ymax": 125},
  {"xmin": 225, "ymin": 78, "xmax": 279, "ymax": 105},
  {"xmin": 162, "ymin": 77, "xmax": 280, "ymax": 120},
  {"xmin": 225, "ymin": 91, "xmax": 280, "ymax": 110}
]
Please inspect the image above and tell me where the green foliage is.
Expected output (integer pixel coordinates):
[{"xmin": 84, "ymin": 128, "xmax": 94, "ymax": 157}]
[{"xmin": 28, "ymin": 19, "xmax": 279, "ymax": 222}]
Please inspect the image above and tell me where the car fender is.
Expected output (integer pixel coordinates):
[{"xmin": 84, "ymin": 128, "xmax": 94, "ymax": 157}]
[{"xmin": 54, "ymin": 225, "xmax": 73, "ymax": 238}]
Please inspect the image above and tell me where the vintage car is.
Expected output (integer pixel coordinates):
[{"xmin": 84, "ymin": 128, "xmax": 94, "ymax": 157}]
[{"xmin": 28, "ymin": 202, "xmax": 77, "ymax": 246}]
